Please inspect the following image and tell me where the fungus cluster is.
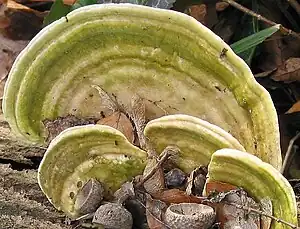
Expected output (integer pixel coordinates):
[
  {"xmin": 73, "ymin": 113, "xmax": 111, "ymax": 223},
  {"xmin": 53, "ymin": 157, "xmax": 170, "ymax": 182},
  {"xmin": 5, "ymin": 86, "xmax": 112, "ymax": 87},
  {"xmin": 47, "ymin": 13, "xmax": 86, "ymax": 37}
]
[{"xmin": 2, "ymin": 3, "xmax": 297, "ymax": 229}]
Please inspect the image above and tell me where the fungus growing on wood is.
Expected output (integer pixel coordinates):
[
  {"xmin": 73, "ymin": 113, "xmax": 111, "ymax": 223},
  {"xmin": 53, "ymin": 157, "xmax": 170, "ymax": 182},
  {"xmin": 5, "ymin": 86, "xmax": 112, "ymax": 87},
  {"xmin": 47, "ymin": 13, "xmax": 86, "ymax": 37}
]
[{"xmin": 3, "ymin": 3, "xmax": 281, "ymax": 169}]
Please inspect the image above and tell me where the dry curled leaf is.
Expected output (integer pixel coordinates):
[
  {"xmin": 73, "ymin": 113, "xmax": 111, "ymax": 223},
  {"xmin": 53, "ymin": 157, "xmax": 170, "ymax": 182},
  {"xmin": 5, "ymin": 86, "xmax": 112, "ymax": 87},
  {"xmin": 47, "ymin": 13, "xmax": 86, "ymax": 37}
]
[
  {"xmin": 206, "ymin": 182, "xmax": 260, "ymax": 229},
  {"xmin": 114, "ymin": 181, "xmax": 135, "ymax": 204},
  {"xmin": 130, "ymin": 94, "xmax": 146, "ymax": 149},
  {"xmin": 271, "ymin": 58, "xmax": 300, "ymax": 83},
  {"xmin": 221, "ymin": 191, "xmax": 260, "ymax": 229},
  {"xmin": 146, "ymin": 194, "xmax": 168, "ymax": 229},
  {"xmin": 153, "ymin": 189, "xmax": 205, "ymax": 205},
  {"xmin": 143, "ymin": 158, "xmax": 165, "ymax": 196},
  {"xmin": 97, "ymin": 112, "xmax": 134, "ymax": 143}
]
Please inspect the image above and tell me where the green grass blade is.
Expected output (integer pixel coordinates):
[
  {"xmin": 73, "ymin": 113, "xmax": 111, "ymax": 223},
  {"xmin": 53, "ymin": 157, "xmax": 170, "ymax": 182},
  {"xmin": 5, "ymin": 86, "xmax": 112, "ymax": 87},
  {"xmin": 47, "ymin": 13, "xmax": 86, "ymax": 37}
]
[{"xmin": 230, "ymin": 24, "xmax": 280, "ymax": 54}]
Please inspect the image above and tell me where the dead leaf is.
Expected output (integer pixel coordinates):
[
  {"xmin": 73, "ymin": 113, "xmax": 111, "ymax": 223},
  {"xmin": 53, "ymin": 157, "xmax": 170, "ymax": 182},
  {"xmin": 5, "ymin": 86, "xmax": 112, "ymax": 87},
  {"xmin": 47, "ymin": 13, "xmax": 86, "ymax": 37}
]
[
  {"xmin": 130, "ymin": 94, "xmax": 146, "ymax": 149},
  {"xmin": 2, "ymin": 0, "xmax": 43, "ymax": 40},
  {"xmin": 0, "ymin": 33, "xmax": 28, "ymax": 80},
  {"xmin": 153, "ymin": 189, "xmax": 205, "ymax": 205},
  {"xmin": 143, "ymin": 158, "xmax": 165, "ymax": 196},
  {"xmin": 43, "ymin": 115, "xmax": 96, "ymax": 142},
  {"xmin": 286, "ymin": 100, "xmax": 300, "ymax": 114},
  {"xmin": 0, "ymin": 1, "xmax": 10, "ymax": 29},
  {"xmin": 97, "ymin": 111, "xmax": 134, "ymax": 143},
  {"xmin": 221, "ymin": 191, "xmax": 260, "ymax": 229},
  {"xmin": 185, "ymin": 4, "xmax": 207, "ymax": 25},
  {"xmin": 206, "ymin": 182, "xmax": 261, "ymax": 229},
  {"xmin": 186, "ymin": 166, "xmax": 207, "ymax": 196},
  {"xmin": 114, "ymin": 181, "xmax": 135, "ymax": 204},
  {"xmin": 205, "ymin": 180, "xmax": 238, "ymax": 194},
  {"xmin": 146, "ymin": 194, "xmax": 168, "ymax": 229},
  {"xmin": 271, "ymin": 58, "xmax": 300, "ymax": 83}
]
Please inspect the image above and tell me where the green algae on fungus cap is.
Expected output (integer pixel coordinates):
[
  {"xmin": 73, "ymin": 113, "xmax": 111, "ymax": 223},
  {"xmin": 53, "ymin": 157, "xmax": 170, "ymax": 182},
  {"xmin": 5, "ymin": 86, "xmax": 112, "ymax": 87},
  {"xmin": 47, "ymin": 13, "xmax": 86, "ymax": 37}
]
[
  {"xmin": 144, "ymin": 114, "xmax": 246, "ymax": 172},
  {"xmin": 3, "ymin": 4, "xmax": 281, "ymax": 169},
  {"xmin": 205, "ymin": 149, "xmax": 297, "ymax": 229},
  {"xmin": 37, "ymin": 124, "xmax": 147, "ymax": 218}
]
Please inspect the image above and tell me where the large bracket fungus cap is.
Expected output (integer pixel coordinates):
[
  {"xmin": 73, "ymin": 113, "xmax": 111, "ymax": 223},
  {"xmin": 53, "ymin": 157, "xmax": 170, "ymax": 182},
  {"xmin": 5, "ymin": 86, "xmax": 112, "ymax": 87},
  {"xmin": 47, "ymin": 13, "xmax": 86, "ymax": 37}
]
[
  {"xmin": 37, "ymin": 124, "xmax": 147, "ymax": 217},
  {"xmin": 3, "ymin": 4, "xmax": 281, "ymax": 169},
  {"xmin": 204, "ymin": 149, "xmax": 297, "ymax": 229}
]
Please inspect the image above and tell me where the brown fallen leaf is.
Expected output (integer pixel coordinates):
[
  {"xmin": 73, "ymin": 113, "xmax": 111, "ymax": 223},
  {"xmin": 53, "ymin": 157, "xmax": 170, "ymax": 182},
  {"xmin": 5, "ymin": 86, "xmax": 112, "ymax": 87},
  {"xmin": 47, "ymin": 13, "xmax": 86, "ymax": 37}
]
[
  {"xmin": 205, "ymin": 181, "xmax": 260, "ymax": 229},
  {"xmin": 185, "ymin": 4, "xmax": 207, "ymax": 25},
  {"xmin": 205, "ymin": 180, "xmax": 238, "ymax": 194},
  {"xmin": 2, "ymin": 0, "xmax": 44, "ymax": 40},
  {"xmin": 97, "ymin": 111, "xmax": 134, "ymax": 143},
  {"xmin": 221, "ymin": 192, "xmax": 260, "ymax": 229},
  {"xmin": 44, "ymin": 115, "xmax": 96, "ymax": 142},
  {"xmin": 146, "ymin": 194, "xmax": 168, "ymax": 229},
  {"xmin": 0, "ymin": 33, "xmax": 28, "ymax": 80},
  {"xmin": 153, "ymin": 189, "xmax": 205, "ymax": 205},
  {"xmin": 0, "ymin": 0, "xmax": 10, "ymax": 29},
  {"xmin": 271, "ymin": 58, "xmax": 300, "ymax": 83},
  {"xmin": 286, "ymin": 100, "xmax": 300, "ymax": 114},
  {"xmin": 143, "ymin": 157, "xmax": 165, "ymax": 196}
]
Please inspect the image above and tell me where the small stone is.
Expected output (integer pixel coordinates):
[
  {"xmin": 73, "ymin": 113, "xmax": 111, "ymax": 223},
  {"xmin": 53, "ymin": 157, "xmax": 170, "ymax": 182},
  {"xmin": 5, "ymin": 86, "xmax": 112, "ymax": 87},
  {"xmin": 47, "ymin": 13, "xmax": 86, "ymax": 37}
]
[
  {"xmin": 92, "ymin": 203, "xmax": 133, "ymax": 229},
  {"xmin": 165, "ymin": 168, "xmax": 186, "ymax": 188}
]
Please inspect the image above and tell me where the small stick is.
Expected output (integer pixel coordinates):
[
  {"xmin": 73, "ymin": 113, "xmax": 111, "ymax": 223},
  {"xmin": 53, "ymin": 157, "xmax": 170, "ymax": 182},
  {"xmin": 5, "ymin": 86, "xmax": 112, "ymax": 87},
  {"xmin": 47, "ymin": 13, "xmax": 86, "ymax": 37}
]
[
  {"xmin": 281, "ymin": 132, "xmax": 300, "ymax": 174},
  {"xmin": 222, "ymin": 0, "xmax": 300, "ymax": 40},
  {"xmin": 224, "ymin": 201, "xmax": 300, "ymax": 229}
]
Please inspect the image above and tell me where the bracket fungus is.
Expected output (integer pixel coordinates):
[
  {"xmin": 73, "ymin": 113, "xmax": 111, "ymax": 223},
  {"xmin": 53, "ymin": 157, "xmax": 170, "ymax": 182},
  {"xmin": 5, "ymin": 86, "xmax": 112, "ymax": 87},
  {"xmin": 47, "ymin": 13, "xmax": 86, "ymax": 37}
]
[
  {"xmin": 37, "ymin": 124, "xmax": 147, "ymax": 217},
  {"xmin": 2, "ymin": 2, "xmax": 294, "ymax": 227},
  {"xmin": 3, "ymin": 3, "xmax": 281, "ymax": 169},
  {"xmin": 204, "ymin": 149, "xmax": 298, "ymax": 229}
]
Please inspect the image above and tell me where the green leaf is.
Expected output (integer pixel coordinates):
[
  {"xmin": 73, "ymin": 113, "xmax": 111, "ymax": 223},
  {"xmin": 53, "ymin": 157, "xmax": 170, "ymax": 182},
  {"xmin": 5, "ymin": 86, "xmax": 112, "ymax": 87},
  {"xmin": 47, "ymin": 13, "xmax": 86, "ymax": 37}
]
[
  {"xmin": 43, "ymin": 0, "xmax": 71, "ymax": 26},
  {"xmin": 146, "ymin": 0, "xmax": 176, "ymax": 8},
  {"xmin": 230, "ymin": 24, "xmax": 280, "ymax": 54},
  {"xmin": 238, "ymin": 0, "xmax": 259, "ymax": 65}
]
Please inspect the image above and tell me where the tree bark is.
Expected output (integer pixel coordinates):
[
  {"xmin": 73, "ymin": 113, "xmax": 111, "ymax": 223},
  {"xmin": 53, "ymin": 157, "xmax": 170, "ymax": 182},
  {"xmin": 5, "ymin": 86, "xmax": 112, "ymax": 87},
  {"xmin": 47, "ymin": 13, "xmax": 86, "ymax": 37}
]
[{"xmin": 0, "ymin": 91, "xmax": 69, "ymax": 228}]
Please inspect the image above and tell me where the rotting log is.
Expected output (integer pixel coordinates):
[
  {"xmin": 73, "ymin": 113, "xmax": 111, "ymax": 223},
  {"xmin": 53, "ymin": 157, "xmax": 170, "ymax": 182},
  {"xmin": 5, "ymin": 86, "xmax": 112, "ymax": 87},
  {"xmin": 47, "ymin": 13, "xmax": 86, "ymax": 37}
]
[
  {"xmin": 0, "ymin": 164, "xmax": 70, "ymax": 229},
  {"xmin": 0, "ymin": 94, "xmax": 69, "ymax": 228},
  {"xmin": 0, "ymin": 113, "xmax": 45, "ymax": 165}
]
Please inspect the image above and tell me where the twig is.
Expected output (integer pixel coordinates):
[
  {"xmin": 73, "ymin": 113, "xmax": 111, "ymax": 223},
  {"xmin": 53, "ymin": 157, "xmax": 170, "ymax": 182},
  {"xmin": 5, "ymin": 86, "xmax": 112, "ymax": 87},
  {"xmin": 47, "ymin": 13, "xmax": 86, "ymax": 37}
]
[
  {"xmin": 281, "ymin": 132, "xmax": 300, "ymax": 174},
  {"xmin": 224, "ymin": 201, "xmax": 300, "ymax": 229},
  {"xmin": 286, "ymin": 0, "xmax": 300, "ymax": 16},
  {"xmin": 135, "ymin": 147, "xmax": 174, "ymax": 188},
  {"xmin": 222, "ymin": 0, "xmax": 300, "ymax": 40}
]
